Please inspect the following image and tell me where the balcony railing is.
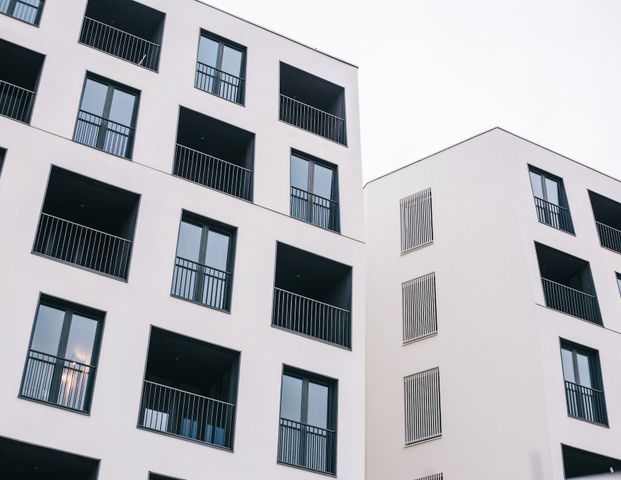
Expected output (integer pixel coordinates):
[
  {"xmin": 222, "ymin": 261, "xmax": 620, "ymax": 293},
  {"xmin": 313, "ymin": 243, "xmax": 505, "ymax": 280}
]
[
  {"xmin": 541, "ymin": 278, "xmax": 602, "ymax": 325},
  {"xmin": 279, "ymin": 94, "xmax": 346, "ymax": 145},
  {"xmin": 173, "ymin": 144, "xmax": 252, "ymax": 201},
  {"xmin": 195, "ymin": 62, "xmax": 244, "ymax": 104},
  {"xmin": 21, "ymin": 349, "xmax": 94, "ymax": 412},
  {"xmin": 291, "ymin": 187, "xmax": 339, "ymax": 232},
  {"xmin": 0, "ymin": 80, "xmax": 35, "ymax": 123},
  {"xmin": 565, "ymin": 380, "xmax": 608, "ymax": 425},
  {"xmin": 596, "ymin": 222, "xmax": 621, "ymax": 254},
  {"xmin": 278, "ymin": 417, "xmax": 336, "ymax": 475},
  {"xmin": 534, "ymin": 197, "xmax": 574, "ymax": 233},
  {"xmin": 79, "ymin": 16, "xmax": 160, "ymax": 71},
  {"xmin": 74, "ymin": 110, "xmax": 134, "ymax": 159},
  {"xmin": 272, "ymin": 288, "xmax": 351, "ymax": 348},
  {"xmin": 0, "ymin": 0, "xmax": 44, "ymax": 25},
  {"xmin": 33, "ymin": 213, "xmax": 132, "ymax": 280},
  {"xmin": 139, "ymin": 380, "xmax": 235, "ymax": 449},
  {"xmin": 171, "ymin": 256, "xmax": 232, "ymax": 311}
]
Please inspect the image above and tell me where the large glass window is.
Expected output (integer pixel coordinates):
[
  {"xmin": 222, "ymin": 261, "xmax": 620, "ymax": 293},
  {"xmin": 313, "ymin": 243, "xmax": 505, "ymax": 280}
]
[
  {"xmin": 196, "ymin": 32, "xmax": 246, "ymax": 104},
  {"xmin": 528, "ymin": 166, "xmax": 573, "ymax": 233},
  {"xmin": 20, "ymin": 296, "xmax": 104, "ymax": 413},
  {"xmin": 290, "ymin": 152, "xmax": 339, "ymax": 232},
  {"xmin": 278, "ymin": 367, "xmax": 337, "ymax": 475},
  {"xmin": 74, "ymin": 74, "xmax": 139, "ymax": 159},
  {"xmin": 0, "ymin": 0, "xmax": 45, "ymax": 26},
  {"xmin": 171, "ymin": 213, "xmax": 236, "ymax": 311},
  {"xmin": 561, "ymin": 341, "xmax": 607, "ymax": 425}
]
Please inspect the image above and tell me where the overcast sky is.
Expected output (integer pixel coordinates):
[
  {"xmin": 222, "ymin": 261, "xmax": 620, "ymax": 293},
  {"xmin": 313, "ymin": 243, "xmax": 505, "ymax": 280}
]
[{"xmin": 204, "ymin": 0, "xmax": 621, "ymax": 182}]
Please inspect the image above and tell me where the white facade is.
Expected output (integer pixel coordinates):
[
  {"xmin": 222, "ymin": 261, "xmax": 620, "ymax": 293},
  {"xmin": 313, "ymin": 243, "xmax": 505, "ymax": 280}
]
[
  {"xmin": 365, "ymin": 128, "xmax": 621, "ymax": 480},
  {"xmin": 0, "ymin": 1, "xmax": 364, "ymax": 479}
]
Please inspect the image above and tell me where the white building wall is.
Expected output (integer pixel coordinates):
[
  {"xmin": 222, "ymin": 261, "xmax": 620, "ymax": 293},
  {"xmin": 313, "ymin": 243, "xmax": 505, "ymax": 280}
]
[
  {"xmin": 365, "ymin": 128, "xmax": 621, "ymax": 480},
  {"xmin": 0, "ymin": 1, "xmax": 365, "ymax": 479}
]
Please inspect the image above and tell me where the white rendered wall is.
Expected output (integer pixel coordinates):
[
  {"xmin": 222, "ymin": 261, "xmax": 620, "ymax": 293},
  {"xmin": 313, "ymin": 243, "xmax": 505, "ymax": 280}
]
[
  {"xmin": 365, "ymin": 128, "xmax": 621, "ymax": 480},
  {"xmin": 0, "ymin": 1, "xmax": 365, "ymax": 479}
]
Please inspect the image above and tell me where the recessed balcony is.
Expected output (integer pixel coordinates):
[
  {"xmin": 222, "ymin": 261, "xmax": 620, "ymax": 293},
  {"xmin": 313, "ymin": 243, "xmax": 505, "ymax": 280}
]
[
  {"xmin": 32, "ymin": 167, "xmax": 139, "ymax": 280},
  {"xmin": 79, "ymin": 0, "xmax": 164, "ymax": 71},
  {"xmin": 0, "ymin": 39, "xmax": 43, "ymax": 123},
  {"xmin": 563, "ymin": 445, "xmax": 621, "ymax": 479},
  {"xmin": 279, "ymin": 63, "xmax": 347, "ymax": 145},
  {"xmin": 589, "ymin": 190, "xmax": 621, "ymax": 255},
  {"xmin": 273, "ymin": 243, "xmax": 352, "ymax": 348}
]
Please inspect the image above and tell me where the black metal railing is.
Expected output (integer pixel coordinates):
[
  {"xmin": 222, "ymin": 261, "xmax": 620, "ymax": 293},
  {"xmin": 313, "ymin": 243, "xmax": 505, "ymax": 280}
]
[
  {"xmin": 74, "ymin": 110, "xmax": 134, "ymax": 159},
  {"xmin": 278, "ymin": 417, "xmax": 336, "ymax": 475},
  {"xmin": 79, "ymin": 16, "xmax": 160, "ymax": 71},
  {"xmin": 0, "ymin": 0, "xmax": 44, "ymax": 25},
  {"xmin": 0, "ymin": 80, "xmax": 35, "ymax": 123},
  {"xmin": 21, "ymin": 349, "xmax": 94, "ymax": 412},
  {"xmin": 33, "ymin": 213, "xmax": 132, "ymax": 280},
  {"xmin": 272, "ymin": 288, "xmax": 351, "ymax": 348},
  {"xmin": 541, "ymin": 278, "xmax": 602, "ymax": 324},
  {"xmin": 596, "ymin": 222, "xmax": 621, "ymax": 254},
  {"xmin": 291, "ymin": 187, "xmax": 339, "ymax": 232},
  {"xmin": 195, "ymin": 62, "xmax": 244, "ymax": 104},
  {"xmin": 139, "ymin": 380, "xmax": 235, "ymax": 449},
  {"xmin": 534, "ymin": 197, "xmax": 574, "ymax": 233},
  {"xmin": 280, "ymin": 94, "xmax": 346, "ymax": 145},
  {"xmin": 173, "ymin": 144, "xmax": 253, "ymax": 201},
  {"xmin": 171, "ymin": 256, "xmax": 232, "ymax": 311},
  {"xmin": 565, "ymin": 380, "xmax": 608, "ymax": 425}
]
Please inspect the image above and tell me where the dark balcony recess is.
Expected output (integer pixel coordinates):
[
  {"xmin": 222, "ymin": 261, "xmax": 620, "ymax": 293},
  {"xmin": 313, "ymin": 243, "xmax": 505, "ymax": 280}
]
[
  {"xmin": 589, "ymin": 191, "xmax": 621, "ymax": 255},
  {"xmin": 174, "ymin": 107, "xmax": 254, "ymax": 201},
  {"xmin": 79, "ymin": 0, "xmax": 164, "ymax": 71},
  {"xmin": 0, "ymin": 39, "xmax": 43, "ymax": 123},
  {"xmin": 280, "ymin": 63, "xmax": 347, "ymax": 145},
  {"xmin": 33, "ymin": 167, "xmax": 139, "ymax": 280},
  {"xmin": 0, "ymin": 436, "xmax": 99, "ymax": 480},
  {"xmin": 138, "ymin": 328, "xmax": 240, "ymax": 450},
  {"xmin": 563, "ymin": 445, "xmax": 621, "ymax": 479},
  {"xmin": 0, "ymin": 0, "xmax": 44, "ymax": 25},
  {"xmin": 536, "ymin": 243, "xmax": 602, "ymax": 325},
  {"xmin": 273, "ymin": 243, "xmax": 352, "ymax": 348}
]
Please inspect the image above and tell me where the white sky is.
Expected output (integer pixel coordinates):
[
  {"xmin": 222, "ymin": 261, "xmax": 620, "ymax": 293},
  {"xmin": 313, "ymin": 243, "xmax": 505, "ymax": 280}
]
[{"xmin": 203, "ymin": 0, "xmax": 621, "ymax": 182}]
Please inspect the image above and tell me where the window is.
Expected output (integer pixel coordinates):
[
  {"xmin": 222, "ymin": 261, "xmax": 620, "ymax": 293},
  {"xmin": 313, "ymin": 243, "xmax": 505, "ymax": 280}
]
[
  {"xmin": 20, "ymin": 296, "xmax": 104, "ymax": 413},
  {"xmin": 138, "ymin": 327, "xmax": 240, "ymax": 449},
  {"xmin": 74, "ymin": 74, "xmax": 139, "ymax": 159},
  {"xmin": 280, "ymin": 63, "xmax": 347, "ymax": 145},
  {"xmin": 0, "ymin": 38, "xmax": 44, "ymax": 123},
  {"xmin": 0, "ymin": 436, "xmax": 100, "ymax": 479},
  {"xmin": 402, "ymin": 272, "xmax": 437, "ymax": 343},
  {"xmin": 415, "ymin": 475, "xmax": 443, "ymax": 480},
  {"xmin": 0, "ymin": 148, "xmax": 5, "ymax": 177},
  {"xmin": 404, "ymin": 368, "xmax": 441, "ymax": 444},
  {"xmin": 196, "ymin": 32, "xmax": 246, "ymax": 104},
  {"xmin": 400, "ymin": 188, "xmax": 433, "ymax": 253},
  {"xmin": 560, "ymin": 340, "xmax": 607, "ymax": 425},
  {"xmin": 171, "ymin": 212, "xmax": 236, "ymax": 312},
  {"xmin": 290, "ymin": 151, "xmax": 339, "ymax": 232},
  {"xmin": 535, "ymin": 243, "xmax": 602, "ymax": 325},
  {"xmin": 79, "ymin": 0, "xmax": 164, "ymax": 71},
  {"xmin": 278, "ymin": 367, "xmax": 337, "ymax": 475},
  {"xmin": 589, "ymin": 190, "xmax": 621, "ymax": 254},
  {"xmin": 617, "ymin": 273, "xmax": 621, "ymax": 297},
  {"xmin": 528, "ymin": 166, "xmax": 574, "ymax": 233},
  {"xmin": 0, "ymin": 0, "xmax": 44, "ymax": 25}
]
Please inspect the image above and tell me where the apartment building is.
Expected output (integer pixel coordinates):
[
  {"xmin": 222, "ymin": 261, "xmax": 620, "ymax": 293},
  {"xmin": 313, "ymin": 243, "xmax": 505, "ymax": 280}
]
[
  {"xmin": 0, "ymin": 1, "xmax": 364, "ymax": 478},
  {"xmin": 365, "ymin": 128, "xmax": 621, "ymax": 480}
]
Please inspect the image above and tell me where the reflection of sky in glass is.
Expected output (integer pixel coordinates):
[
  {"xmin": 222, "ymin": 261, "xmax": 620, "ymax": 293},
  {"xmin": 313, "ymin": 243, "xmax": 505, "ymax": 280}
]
[
  {"xmin": 291, "ymin": 155, "xmax": 309, "ymax": 190},
  {"xmin": 281, "ymin": 375, "xmax": 302, "ymax": 422},
  {"xmin": 313, "ymin": 164, "xmax": 333, "ymax": 199},
  {"xmin": 561, "ymin": 348, "xmax": 575, "ymax": 383},
  {"xmin": 307, "ymin": 382, "xmax": 328, "ymax": 429},
  {"xmin": 109, "ymin": 89, "xmax": 136, "ymax": 126},
  {"xmin": 80, "ymin": 79, "xmax": 107, "ymax": 116},
  {"xmin": 177, "ymin": 221, "xmax": 202, "ymax": 262},
  {"xmin": 66, "ymin": 314, "xmax": 97, "ymax": 364},
  {"xmin": 205, "ymin": 230, "xmax": 230, "ymax": 271},
  {"xmin": 31, "ymin": 305, "xmax": 64, "ymax": 355},
  {"xmin": 198, "ymin": 36, "xmax": 218, "ymax": 66},
  {"xmin": 221, "ymin": 45, "xmax": 242, "ymax": 76}
]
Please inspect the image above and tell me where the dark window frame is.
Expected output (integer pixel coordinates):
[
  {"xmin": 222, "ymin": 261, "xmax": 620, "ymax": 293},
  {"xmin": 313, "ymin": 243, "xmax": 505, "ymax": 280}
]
[
  {"xmin": 19, "ymin": 294, "xmax": 105, "ymax": 414},
  {"xmin": 289, "ymin": 149, "xmax": 340, "ymax": 232},
  {"xmin": 0, "ymin": 0, "xmax": 45, "ymax": 26},
  {"xmin": 73, "ymin": 72, "xmax": 140, "ymax": 159},
  {"xmin": 528, "ymin": 164, "xmax": 574, "ymax": 234},
  {"xmin": 195, "ymin": 29, "xmax": 247, "ymax": 105},
  {"xmin": 170, "ymin": 211, "xmax": 237, "ymax": 312}
]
